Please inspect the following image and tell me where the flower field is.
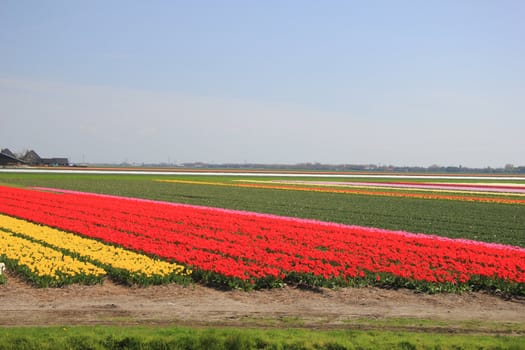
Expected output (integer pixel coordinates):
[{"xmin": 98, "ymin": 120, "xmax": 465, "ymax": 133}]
[
  {"xmin": 0, "ymin": 214, "xmax": 189, "ymax": 287},
  {"xmin": 157, "ymin": 179, "xmax": 525, "ymax": 205},
  {"xmin": 266, "ymin": 179, "xmax": 525, "ymax": 194},
  {"xmin": 0, "ymin": 226, "xmax": 106, "ymax": 287},
  {"xmin": 0, "ymin": 184, "xmax": 524, "ymax": 294}
]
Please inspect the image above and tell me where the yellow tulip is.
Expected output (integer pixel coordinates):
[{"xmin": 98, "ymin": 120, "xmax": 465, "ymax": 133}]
[{"xmin": 0, "ymin": 214, "xmax": 189, "ymax": 284}]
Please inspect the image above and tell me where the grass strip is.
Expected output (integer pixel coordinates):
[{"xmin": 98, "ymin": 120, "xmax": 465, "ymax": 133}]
[{"xmin": 0, "ymin": 325, "xmax": 524, "ymax": 350}]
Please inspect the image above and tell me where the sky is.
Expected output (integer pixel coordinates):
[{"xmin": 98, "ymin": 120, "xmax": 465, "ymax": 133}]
[{"xmin": 1, "ymin": 0, "xmax": 524, "ymax": 167}]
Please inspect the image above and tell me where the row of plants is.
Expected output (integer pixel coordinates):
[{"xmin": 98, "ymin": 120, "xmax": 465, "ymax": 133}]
[
  {"xmin": 0, "ymin": 185, "xmax": 523, "ymax": 294},
  {"xmin": 266, "ymin": 179, "xmax": 525, "ymax": 193},
  {"xmin": 2, "ymin": 172, "xmax": 523, "ymax": 247},
  {"xmin": 0, "ymin": 227, "xmax": 106, "ymax": 287},
  {"xmin": 0, "ymin": 213, "xmax": 191, "ymax": 287},
  {"xmin": 156, "ymin": 179, "xmax": 525, "ymax": 205}
]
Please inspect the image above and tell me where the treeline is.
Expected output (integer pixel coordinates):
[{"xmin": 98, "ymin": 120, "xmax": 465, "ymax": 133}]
[{"xmin": 170, "ymin": 162, "xmax": 525, "ymax": 174}]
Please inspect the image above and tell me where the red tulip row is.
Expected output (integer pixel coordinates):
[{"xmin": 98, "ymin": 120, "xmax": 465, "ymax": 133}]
[{"xmin": 0, "ymin": 185, "xmax": 523, "ymax": 293}]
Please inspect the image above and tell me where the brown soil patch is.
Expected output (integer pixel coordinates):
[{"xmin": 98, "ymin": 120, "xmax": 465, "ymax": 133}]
[{"xmin": 1, "ymin": 272, "xmax": 524, "ymax": 333}]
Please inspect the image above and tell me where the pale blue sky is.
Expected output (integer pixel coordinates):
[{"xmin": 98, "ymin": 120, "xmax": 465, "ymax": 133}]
[{"xmin": 1, "ymin": 1, "xmax": 524, "ymax": 166}]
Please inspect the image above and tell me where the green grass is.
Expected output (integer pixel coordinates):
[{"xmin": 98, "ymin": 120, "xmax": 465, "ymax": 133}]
[
  {"xmin": 1, "ymin": 172, "xmax": 523, "ymax": 247},
  {"xmin": 0, "ymin": 325, "xmax": 524, "ymax": 350},
  {"xmin": 344, "ymin": 318, "xmax": 525, "ymax": 335}
]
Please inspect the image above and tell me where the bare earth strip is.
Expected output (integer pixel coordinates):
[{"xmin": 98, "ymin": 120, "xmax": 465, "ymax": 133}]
[{"xmin": 1, "ymin": 272, "xmax": 524, "ymax": 334}]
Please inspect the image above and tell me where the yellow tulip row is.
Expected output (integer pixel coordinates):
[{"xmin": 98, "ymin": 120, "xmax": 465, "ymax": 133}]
[
  {"xmin": 0, "ymin": 214, "xmax": 190, "ymax": 286},
  {"xmin": 0, "ymin": 228, "xmax": 106, "ymax": 287}
]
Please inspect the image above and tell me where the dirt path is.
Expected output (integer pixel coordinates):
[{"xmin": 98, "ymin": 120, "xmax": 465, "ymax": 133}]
[{"xmin": 1, "ymin": 272, "xmax": 524, "ymax": 333}]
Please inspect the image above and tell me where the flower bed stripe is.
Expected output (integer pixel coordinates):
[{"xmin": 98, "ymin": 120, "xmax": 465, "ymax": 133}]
[
  {"xmin": 0, "ymin": 214, "xmax": 190, "ymax": 286},
  {"xmin": 0, "ymin": 228, "xmax": 105, "ymax": 287},
  {"xmin": 1, "ymin": 185, "xmax": 524, "ymax": 294},
  {"xmin": 156, "ymin": 179, "xmax": 525, "ymax": 205},
  {"xmin": 239, "ymin": 180, "xmax": 525, "ymax": 197},
  {"xmin": 236, "ymin": 183, "xmax": 525, "ymax": 205},
  {"xmin": 266, "ymin": 180, "xmax": 525, "ymax": 194},
  {"xmin": 29, "ymin": 187, "xmax": 525, "ymax": 253}
]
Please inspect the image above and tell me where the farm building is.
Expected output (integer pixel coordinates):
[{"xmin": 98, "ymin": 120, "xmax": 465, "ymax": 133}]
[
  {"xmin": 21, "ymin": 150, "xmax": 42, "ymax": 165},
  {"xmin": 0, "ymin": 149, "xmax": 26, "ymax": 166},
  {"xmin": 0, "ymin": 148, "xmax": 69, "ymax": 166},
  {"xmin": 20, "ymin": 150, "xmax": 69, "ymax": 166},
  {"xmin": 41, "ymin": 157, "xmax": 69, "ymax": 166},
  {"xmin": 1, "ymin": 148, "xmax": 16, "ymax": 158}
]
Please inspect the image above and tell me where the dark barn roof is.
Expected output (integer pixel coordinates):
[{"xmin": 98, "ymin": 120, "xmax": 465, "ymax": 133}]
[
  {"xmin": 21, "ymin": 150, "xmax": 42, "ymax": 165},
  {"xmin": 0, "ymin": 151, "xmax": 26, "ymax": 166},
  {"xmin": 1, "ymin": 148, "xmax": 16, "ymax": 158},
  {"xmin": 41, "ymin": 158, "xmax": 69, "ymax": 166}
]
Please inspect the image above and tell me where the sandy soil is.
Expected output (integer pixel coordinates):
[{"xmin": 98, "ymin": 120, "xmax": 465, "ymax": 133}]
[{"xmin": 1, "ymin": 272, "xmax": 524, "ymax": 334}]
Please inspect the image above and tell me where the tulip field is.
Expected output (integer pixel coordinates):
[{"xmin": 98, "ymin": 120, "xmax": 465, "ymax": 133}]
[
  {"xmin": 158, "ymin": 178, "xmax": 525, "ymax": 205},
  {"xmin": 0, "ymin": 213, "xmax": 189, "ymax": 287},
  {"xmin": 0, "ymin": 173, "xmax": 524, "ymax": 295}
]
